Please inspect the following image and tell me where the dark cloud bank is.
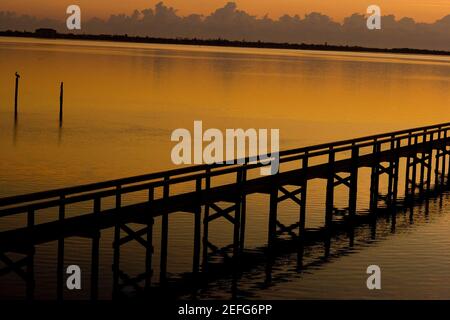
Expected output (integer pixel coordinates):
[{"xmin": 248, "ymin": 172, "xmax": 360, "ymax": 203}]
[{"xmin": 1, "ymin": 2, "xmax": 449, "ymax": 51}]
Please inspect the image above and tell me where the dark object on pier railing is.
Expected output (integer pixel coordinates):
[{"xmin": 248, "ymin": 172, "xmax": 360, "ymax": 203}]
[{"xmin": 1, "ymin": 122, "xmax": 450, "ymax": 299}]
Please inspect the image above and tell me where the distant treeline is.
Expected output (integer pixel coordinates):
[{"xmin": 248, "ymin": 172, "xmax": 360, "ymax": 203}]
[{"xmin": 1, "ymin": 29, "xmax": 450, "ymax": 56}]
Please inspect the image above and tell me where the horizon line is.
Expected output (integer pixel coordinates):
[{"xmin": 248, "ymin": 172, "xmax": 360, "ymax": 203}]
[{"xmin": 2, "ymin": 30, "xmax": 449, "ymax": 57}]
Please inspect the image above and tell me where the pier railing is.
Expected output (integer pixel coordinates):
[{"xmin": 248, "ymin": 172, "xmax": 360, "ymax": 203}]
[
  {"xmin": 2, "ymin": 121, "xmax": 450, "ymax": 300},
  {"xmin": 1, "ymin": 122, "xmax": 450, "ymax": 229}
]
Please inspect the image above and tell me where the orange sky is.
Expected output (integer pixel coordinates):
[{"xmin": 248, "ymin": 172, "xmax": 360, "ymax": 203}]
[{"xmin": 1, "ymin": 0, "xmax": 449, "ymax": 22}]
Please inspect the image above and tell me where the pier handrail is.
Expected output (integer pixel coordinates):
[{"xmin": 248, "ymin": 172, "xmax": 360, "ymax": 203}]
[{"xmin": 1, "ymin": 121, "xmax": 450, "ymax": 219}]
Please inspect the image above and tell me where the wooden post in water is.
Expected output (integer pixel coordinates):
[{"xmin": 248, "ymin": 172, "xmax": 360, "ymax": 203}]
[
  {"xmin": 192, "ymin": 178, "xmax": 202, "ymax": 274},
  {"xmin": 435, "ymin": 131, "xmax": 442, "ymax": 189},
  {"xmin": 411, "ymin": 136, "xmax": 419, "ymax": 197},
  {"xmin": 267, "ymin": 183, "xmax": 278, "ymax": 250},
  {"xmin": 145, "ymin": 188, "xmax": 154, "ymax": 289},
  {"xmin": 404, "ymin": 135, "xmax": 412, "ymax": 200},
  {"xmin": 325, "ymin": 149, "xmax": 335, "ymax": 227},
  {"xmin": 298, "ymin": 154, "xmax": 308, "ymax": 268},
  {"xmin": 348, "ymin": 146, "xmax": 359, "ymax": 217},
  {"xmin": 419, "ymin": 132, "xmax": 427, "ymax": 195},
  {"xmin": 447, "ymin": 130, "xmax": 450, "ymax": 186},
  {"xmin": 112, "ymin": 186, "xmax": 122, "ymax": 298},
  {"xmin": 59, "ymin": 82, "xmax": 64, "ymax": 125},
  {"xmin": 441, "ymin": 130, "xmax": 447, "ymax": 187},
  {"xmin": 426, "ymin": 133, "xmax": 433, "ymax": 194},
  {"xmin": 387, "ymin": 137, "xmax": 395, "ymax": 205},
  {"xmin": 14, "ymin": 72, "xmax": 20, "ymax": 117},
  {"xmin": 160, "ymin": 177, "xmax": 170, "ymax": 285},
  {"xmin": 239, "ymin": 165, "xmax": 247, "ymax": 255},
  {"xmin": 26, "ymin": 207, "xmax": 35, "ymax": 301},
  {"xmin": 370, "ymin": 142, "xmax": 380, "ymax": 212},
  {"xmin": 232, "ymin": 170, "xmax": 242, "ymax": 258},
  {"xmin": 57, "ymin": 195, "xmax": 65, "ymax": 301},
  {"xmin": 391, "ymin": 139, "xmax": 400, "ymax": 205},
  {"xmin": 202, "ymin": 169, "xmax": 211, "ymax": 271},
  {"xmin": 26, "ymin": 248, "xmax": 35, "ymax": 301},
  {"xmin": 299, "ymin": 155, "xmax": 308, "ymax": 234},
  {"xmin": 324, "ymin": 149, "xmax": 335, "ymax": 259},
  {"xmin": 91, "ymin": 198, "xmax": 101, "ymax": 301}
]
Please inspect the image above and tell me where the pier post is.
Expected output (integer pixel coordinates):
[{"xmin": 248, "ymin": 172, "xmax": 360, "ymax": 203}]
[
  {"xmin": 233, "ymin": 170, "xmax": 242, "ymax": 258},
  {"xmin": 91, "ymin": 198, "xmax": 101, "ymax": 300},
  {"xmin": 447, "ymin": 131, "xmax": 450, "ymax": 187},
  {"xmin": 192, "ymin": 178, "xmax": 202, "ymax": 274},
  {"xmin": 442, "ymin": 130, "xmax": 448, "ymax": 187},
  {"xmin": 160, "ymin": 177, "xmax": 170, "ymax": 285},
  {"xmin": 419, "ymin": 132, "xmax": 427, "ymax": 195},
  {"xmin": 26, "ymin": 247, "xmax": 35, "ymax": 301},
  {"xmin": 26, "ymin": 209, "xmax": 36, "ymax": 300},
  {"xmin": 298, "ymin": 154, "xmax": 308, "ymax": 268},
  {"xmin": 370, "ymin": 216, "xmax": 377, "ymax": 240},
  {"xmin": 325, "ymin": 149, "xmax": 335, "ymax": 226},
  {"xmin": 112, "ymin": 186, "xmax": 121, "ymax": 298},
  {"xmin": 267, "ymin": 182, "xmax": 278, "ymax": 250},
  {"xmin": 404, "ymin": 135, "xmax": 412, "ymax": 199},
  {"xmin": 435, "ymin": 130, "xmax": 442, "ymax": 189},
  {"xmin": 348, "ymin": 146, "xmax": 359, "ymax": 217},
  {"xmin": 57, "ymin": 238, "xmax": 64, "ymax": 300},
  {"xmin": 387, "ymin": 137, "xmax": 400, "ymax": 208},
  {"xmin": 324, "ymin": 149, "xmax": 335, "ymax": 259},
  {"xmin": 91, "ymin": 234, "xmax": 100, "ymax": 300},
  {"xmin": 426, "ymin": 133, "xmax": 433, "ymax": 194},
  {"xmin": 387, "ymin": 137, "xmax": 395, "ymax": 205},
  {"xmin": 145, "ymin": 188, "xmax": 154, "ymax": 289},
  {"xmin": 57, "ymin": 195, "xmax": 66, "ymax": 300},
  {"xmin": 370, "ymin": 142, "xmax": 380, "ymax": 212},
  {"xmin": 239, "ymin": 165, "xmax": 247, "ymax": 255},
  {"xmin": 411, "ymin": 135, "xmax": 419, "ymax": 198},
  {"xmin": 202, "ymin": 169, "xmax": 211, "ymax": 271},
  {"xmin": 390, "ymin": 210, "xmax": 397, "ymax": 233},
  {"xmin": 391, "ymin": 138, "xmax": 400, "ymax": 205}
]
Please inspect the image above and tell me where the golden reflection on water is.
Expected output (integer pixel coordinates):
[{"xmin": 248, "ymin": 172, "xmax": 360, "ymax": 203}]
[
  {"xmin": 0, "ymin": 37, "xmax": 450, "ymax": 299},
  {"xmin": 1, "ymin": 37, "xmax": 449, "ymax": 195}
]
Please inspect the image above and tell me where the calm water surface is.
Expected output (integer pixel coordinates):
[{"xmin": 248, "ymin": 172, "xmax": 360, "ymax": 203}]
[{"xmin": 0, "ymin": 37, "xmax": 450, "ymax": 299}]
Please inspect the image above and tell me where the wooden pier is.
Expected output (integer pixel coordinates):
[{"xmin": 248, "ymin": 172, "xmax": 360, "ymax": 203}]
[{"xmin": 1, "ymin": 122, "xmax": 450, "ymax": 299}]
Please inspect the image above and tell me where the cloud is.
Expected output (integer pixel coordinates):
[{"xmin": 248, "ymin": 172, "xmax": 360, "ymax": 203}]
[
  {"xmin": 0, "ymin": 11, "xmax": 62, "ymax": 31},
  {"xmin": 1, "ymin": 1, "xmax": 449, "ymax": 51}
]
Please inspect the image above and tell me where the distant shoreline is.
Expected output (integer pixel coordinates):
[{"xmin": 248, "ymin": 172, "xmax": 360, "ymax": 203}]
[{"xmin": 1, "ymin": 30, "xmax": 450, "ymax": 56}]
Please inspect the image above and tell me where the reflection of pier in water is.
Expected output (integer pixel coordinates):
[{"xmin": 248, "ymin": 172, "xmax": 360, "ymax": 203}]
[
  {"xmin": 182, "ymin": 199, "xmax": 439, "ymax": 300},
  {"xmin": 1, "ymin": 122, "xmax": 450, "ymax": 299}
]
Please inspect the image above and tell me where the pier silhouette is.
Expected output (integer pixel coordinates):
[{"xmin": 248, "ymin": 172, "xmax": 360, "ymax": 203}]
[{"xmin": 1, "ymin": 122, "xmax": 450, "ymax": 299}]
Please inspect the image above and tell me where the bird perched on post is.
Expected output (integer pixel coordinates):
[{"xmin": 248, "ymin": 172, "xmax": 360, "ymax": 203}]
[{"xmin": 15, "ymin": 72, "xmax": 20, "ymax": 79}]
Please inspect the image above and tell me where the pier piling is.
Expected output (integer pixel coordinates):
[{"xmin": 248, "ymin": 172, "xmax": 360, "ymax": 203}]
[{"xmin": 160, "ymin": 177, "xmax": 170, "ymax": 285}]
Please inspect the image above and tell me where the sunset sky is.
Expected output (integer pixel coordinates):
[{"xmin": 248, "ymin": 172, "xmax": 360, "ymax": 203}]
[{"xmin": 1, "ymin": 0, "xmax": 450, "ymax": 22}]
